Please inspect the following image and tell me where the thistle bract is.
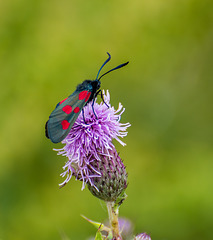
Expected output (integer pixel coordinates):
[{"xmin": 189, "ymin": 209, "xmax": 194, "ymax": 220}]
[{"xmin": 87, "ymin": 147, "xmax": 128, "ymax": 201}]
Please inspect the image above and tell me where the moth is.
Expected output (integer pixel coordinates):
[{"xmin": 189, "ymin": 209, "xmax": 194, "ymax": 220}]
[{"xmin": 45, "ymin": 52, "xmax": 129, "ymax": 143}]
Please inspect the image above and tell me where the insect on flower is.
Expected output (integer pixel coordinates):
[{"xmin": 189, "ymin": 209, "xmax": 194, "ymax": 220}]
[{"xmin": 45, "ymin": 53, "xmax": 129, "ymax": 143}]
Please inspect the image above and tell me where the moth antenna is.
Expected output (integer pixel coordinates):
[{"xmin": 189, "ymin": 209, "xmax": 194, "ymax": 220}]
[
  {"xmin": 98, "ymin": 61, "xmax": 129, "ymax": 81},
  {"xmin": 96, "ymin": 52, "xmax": 111, "ymax": 80}
]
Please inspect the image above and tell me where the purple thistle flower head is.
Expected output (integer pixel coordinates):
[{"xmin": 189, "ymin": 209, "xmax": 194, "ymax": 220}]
[
  {"xmin": 55, "ymin": 90, "xmax": 130, "ymax": 190},
  {"xmin": 134, "ymin": 233, "xmax": 151, "ymax": 240}
]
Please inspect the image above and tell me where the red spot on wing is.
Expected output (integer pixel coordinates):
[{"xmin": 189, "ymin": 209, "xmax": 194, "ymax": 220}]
[
  {"xmin": 62, "ymin": 105, "xmax": 72, "ymax": 114},
  {"xmin": 59, "ymin": 98, "xmax": 68, "ymax": 104},
  {"xmin": 61, "ymin": 120, "xmax": 70, "ymax": 130},
  {"xmin": 79, "ymin": 91, "xmax": 88, "ymax": 100},
  {"xmin": 85, "ymin": 92, "xmax": 91, "ymax": 102},
  {"xmin": 74, "ymin": 107, "xmax": 80, "ymax": 113}
]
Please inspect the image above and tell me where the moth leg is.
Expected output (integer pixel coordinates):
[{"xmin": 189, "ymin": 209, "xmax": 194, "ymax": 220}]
[
  {"xmin": 92, "ymin": 90, "xmax": 109, "ymax": 119},
  {"xmin": 91, "ymin": 90, "xmax": 102, "ymax": 119},
  {"xmin": 92, "ymin": 97, "xmax": 98, "ymax": 119},
  {"xmin": 96, "ymin": 90, "xmax": 109, "ymax": 108},
  {"xmin": 82, "ymin": 108, "xmax": 87, "ymax": 124},
  {"xmin": 100, "ymin": 90, "xmax": 109, "ymax": 108},
  {"xmin": 95, "ymin": 89, "xmax": 101, "ymax": 98}
]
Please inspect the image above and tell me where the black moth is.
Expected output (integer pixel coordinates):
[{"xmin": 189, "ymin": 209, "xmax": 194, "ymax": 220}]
[{"xmin": 45, "ymin": 52, "xmax": 129, "ymax": 143}]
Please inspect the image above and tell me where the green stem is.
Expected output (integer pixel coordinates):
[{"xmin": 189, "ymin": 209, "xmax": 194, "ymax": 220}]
[{"xmin": 106, "ymin": 201, "xmax": 122, "ymax": 240}]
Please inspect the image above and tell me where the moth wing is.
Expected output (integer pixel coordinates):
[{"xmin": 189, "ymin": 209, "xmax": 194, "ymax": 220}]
[{"xmin": 46, "ymin": 89, "xmax": 92, "ymax": 143}]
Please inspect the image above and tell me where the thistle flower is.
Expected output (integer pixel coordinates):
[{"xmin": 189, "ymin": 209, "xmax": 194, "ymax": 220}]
[
  {"xmin": 134, "ymin": 233, "xmax": 151, "ymax": 240},
  {"xmin": 55, "ymin": 90, "xmax": 130, "ymax": 191}
]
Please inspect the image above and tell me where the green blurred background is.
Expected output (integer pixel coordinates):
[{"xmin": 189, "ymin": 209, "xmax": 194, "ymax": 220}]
[{"xmin": 0, "ymin": 0, "xmax": 213, "ymax": 239}]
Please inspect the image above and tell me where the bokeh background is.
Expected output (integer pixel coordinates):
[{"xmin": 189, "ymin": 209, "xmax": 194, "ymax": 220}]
[{"xmin": 0, "ymin": 0, "xmax": 213, "ymax": 239}]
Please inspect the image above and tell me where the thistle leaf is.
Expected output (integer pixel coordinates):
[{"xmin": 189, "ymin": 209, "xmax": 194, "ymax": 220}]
[
  {"xmin": 81, "ymin": 215, "xmax": 110, "ymax": 232},
  {"xmin": 95, "ymin": 230, "xmax": 103, "ymax": 240}
]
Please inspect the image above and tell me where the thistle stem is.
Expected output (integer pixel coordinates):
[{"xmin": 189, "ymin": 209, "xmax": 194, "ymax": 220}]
[{"xmin": 106, "ymin": 201, "xmax": 122, "ymax": 240}]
